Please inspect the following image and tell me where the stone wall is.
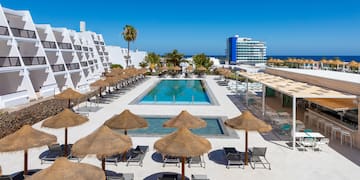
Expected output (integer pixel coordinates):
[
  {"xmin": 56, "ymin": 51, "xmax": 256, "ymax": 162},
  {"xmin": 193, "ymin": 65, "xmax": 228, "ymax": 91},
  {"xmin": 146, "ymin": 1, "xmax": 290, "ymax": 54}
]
[{"xmin": 0, "ymin": 99, "xmax": 68, "ymax": 139}]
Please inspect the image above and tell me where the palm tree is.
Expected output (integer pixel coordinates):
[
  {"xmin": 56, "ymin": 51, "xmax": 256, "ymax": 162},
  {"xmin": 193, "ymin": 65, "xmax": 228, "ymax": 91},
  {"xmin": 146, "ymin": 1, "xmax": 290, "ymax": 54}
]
[
  {"xmin": 122, "ymin": 25, "xmax": 137, "ymax": 68},
  {"xmin": 193, "ymin": 53, "xmax": 214, "ymax": 71},
  {"xmin": 165, "ymin": 49, "xmax": 184, "ymax": 66},
  {"xmin": 145, "ymin": 52, "xmax": 161, "ymax": 72}
]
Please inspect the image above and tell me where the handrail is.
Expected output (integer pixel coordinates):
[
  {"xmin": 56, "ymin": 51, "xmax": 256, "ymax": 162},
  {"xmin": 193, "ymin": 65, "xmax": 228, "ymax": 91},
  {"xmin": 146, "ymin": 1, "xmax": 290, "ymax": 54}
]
[
  {"xmin": 0, "ymin": 26, "xmax": 9, "ymax": 36},
  {"xmin": 22, "ymin": 56, "xmax": 46, "ymax": 66},
  {"xmin": 0, "ymin": 57, "xmax": 21, "ymax": 67},
  {"xmin": 57, "ymin": 42, "xmax": 72, "ymax": 49},
  {"xmin": 41, "ymin": 41, "xmax": 57, "ymax": 49},
  {"xmin": 80, "ymin": 61, "xmax": 88, "ymax": 67},
  {"xmin": 51, "ymin": 64, "xmax": 65, "ymax": 72},
  {"xmin": 10, "ymin": 27, "xmax": 36, "ymax": 39},
  {"xmin": 66, "ymin": 63, "xmax": 80, "ymax": 70},
  {"xmin": 74, "ymin": 45, "xmax": 82, "ymax": 51}
]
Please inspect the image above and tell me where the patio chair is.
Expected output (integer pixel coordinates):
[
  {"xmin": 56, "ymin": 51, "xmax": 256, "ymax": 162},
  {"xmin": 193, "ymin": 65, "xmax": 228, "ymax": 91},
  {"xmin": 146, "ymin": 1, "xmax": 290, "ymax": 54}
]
[
  {"xmin": 300, "ymin": 137, "xmax": 315, "ymax": 151},
  {"xmin": 163, "ymin": 155, "xmax": 180, "ymax": 167},
  {"xmin": 41, "ymin": 143, "xmax": 63, "ymax": 164},
  {"xmin": 223, "ymin": 147, "xmax": 244, "ymax": 169},
  {"xmin": 313, "ymin": 138, "xmax": 330, "ymax": 151},
  {"xmin": 158, "ymin": 173, "xmax": 178, "ymax": 180},
  {"xmin": 126, "ymin": 146, "xmax": 148, "ymax": 167},
  {"xmin": 188, "ymin": 155, "xmax": 205, "ymax": 168},
  {"xmin": 249, "ymin": 147, "xmax": 271, "ymax": 170},
  {"xmin": 191, "ymin": 174, "xmax": 210, "ymax": 180}
]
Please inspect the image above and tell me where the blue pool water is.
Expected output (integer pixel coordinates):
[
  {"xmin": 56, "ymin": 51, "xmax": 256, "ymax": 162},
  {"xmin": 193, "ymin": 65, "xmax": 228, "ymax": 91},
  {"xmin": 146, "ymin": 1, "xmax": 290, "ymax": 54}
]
[
  {"xmin": 125, "ymin": 117, "xmax": 224, "ymax": 135},
  {"xmin": 139, "ymin": 80, "xmax": 211, "ymax": 104}
]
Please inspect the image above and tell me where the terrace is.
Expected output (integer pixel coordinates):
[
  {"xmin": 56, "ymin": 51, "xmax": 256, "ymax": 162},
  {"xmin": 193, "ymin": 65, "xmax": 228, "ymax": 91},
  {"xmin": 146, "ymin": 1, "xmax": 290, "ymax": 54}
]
[{"xmin": 0, "ymin": 76, "xmax": 359, "ymax": 180}]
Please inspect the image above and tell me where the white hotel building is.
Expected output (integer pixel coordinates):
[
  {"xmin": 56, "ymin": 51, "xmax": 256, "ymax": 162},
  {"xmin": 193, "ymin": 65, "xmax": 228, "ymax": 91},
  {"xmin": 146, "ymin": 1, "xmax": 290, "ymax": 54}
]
[{"xmin": 0, "ymin": 5, "xmax": 146, "ymax": 109}]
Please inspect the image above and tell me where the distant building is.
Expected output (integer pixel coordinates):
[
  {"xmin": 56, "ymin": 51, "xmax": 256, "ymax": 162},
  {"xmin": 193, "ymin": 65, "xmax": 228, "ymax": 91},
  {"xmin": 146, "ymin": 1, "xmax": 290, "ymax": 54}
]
[{"xmin": 226, "ymin": 35, "xmax": 266, "ymax": 65}]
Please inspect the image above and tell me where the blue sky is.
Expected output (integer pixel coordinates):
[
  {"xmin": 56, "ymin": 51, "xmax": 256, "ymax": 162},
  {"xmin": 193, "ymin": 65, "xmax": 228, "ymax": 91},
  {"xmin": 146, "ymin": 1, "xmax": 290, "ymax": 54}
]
[{"xmin": 2, "ymin": 0, "xmax": 360, "ymax": 55}]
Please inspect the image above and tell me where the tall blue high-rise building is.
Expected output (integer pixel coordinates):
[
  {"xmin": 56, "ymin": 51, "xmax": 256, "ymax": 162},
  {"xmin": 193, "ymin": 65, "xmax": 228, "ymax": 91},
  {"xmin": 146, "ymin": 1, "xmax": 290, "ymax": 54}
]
[{"xmin": 226, "ymin": 35, "xmax": 267, "ymax": 65}]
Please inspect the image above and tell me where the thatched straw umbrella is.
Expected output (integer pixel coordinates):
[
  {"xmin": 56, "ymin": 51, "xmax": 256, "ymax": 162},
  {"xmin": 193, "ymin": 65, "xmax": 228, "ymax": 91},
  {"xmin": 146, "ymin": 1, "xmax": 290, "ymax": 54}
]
[
  {"xmin": 186, "ymin": 65, "xmax": 193, "ymax": 72},
  {"xmin": 27, "ymin": 157, "xmax": 105, "ymax": 180},
  {"xmin": 71, "ymin": 125, "xmax": 132, "ymax": 170},
  {"xmin": 154, "ymin": 128, "xmax": 211, "ymax": 180},
  {"xmin": 0, "ymin": 125, "xmax": 57, "ymax": 175},
  {"xmin": 173, "ymin": 66, "xmax": 181, "ymax": 71},
  {"xmin": 163, "ymin": 110, "xmax": 206, "ymax": 129},
  {"xmin": 104, "ymin": 109, "xmax": 148, "ymax": 135},
  {"xmin": 224, "ymin": 110, "xmax": 272, "ymax": 165},
  {"xmin": 196, "ymin": 66, "xmax": 207, "ymax": 71},
  {"xmin": 42, "ymin": 109, "xmax": 88, "ymax": 156},
  {"xmin": 55, "ymin": 88, "xmax": 85, "ymax": 108},
  {"xmin": 90, "ymin": 79, "xmax": 109, "ymax": 98}
]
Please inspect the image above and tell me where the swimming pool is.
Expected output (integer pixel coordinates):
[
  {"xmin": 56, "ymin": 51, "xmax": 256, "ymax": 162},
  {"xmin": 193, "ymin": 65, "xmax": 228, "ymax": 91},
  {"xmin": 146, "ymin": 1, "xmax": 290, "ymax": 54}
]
[
  {"xmin": 122, "ymin": 117, "xmax": 224, "ymax": 135},
  {"xmin": 138, "ymin": 80, "xmax": 212, "ymax": 104}
]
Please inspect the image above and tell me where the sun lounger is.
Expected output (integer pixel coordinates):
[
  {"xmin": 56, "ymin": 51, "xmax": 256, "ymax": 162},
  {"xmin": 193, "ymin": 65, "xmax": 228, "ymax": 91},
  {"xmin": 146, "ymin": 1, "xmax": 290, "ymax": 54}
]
[
  {"xmin": 223, "ymin": 147, "xmax": 244, "ymax": 169},
  {"xmin": 0, "ymin": 176, "xmax": 13, "ymax": 180},
  {"xmin": 126, "ymin": 146, "xmax": 149, "ymax": 167},
  {"xmin": 163, "ymin": 155, "xmax": 180, "ymax": 167},
  {"xmin": 158, "ymin": 174, "xmax": 178, "ymax": 180},
  {"xmin": 188, "ymin": 155, "xmax": 205, "ymax": 168},
  {"xmin": 106, "ymin": 173, "xmax": 134, "ymax": 180},
  {"xmin": 105, "ymin": 154, "xmax": 123, "ymax": 166},
  {"xmin": 191, "ymin": 174, "xmax": 210, "ymax": 180},
  {"xmin": 40, "ymin": 144, "xmax": 63, "ymax": 164},
  {"xmin": 249, "ymin": 147, "xmax": 271, "ymax": 170}
]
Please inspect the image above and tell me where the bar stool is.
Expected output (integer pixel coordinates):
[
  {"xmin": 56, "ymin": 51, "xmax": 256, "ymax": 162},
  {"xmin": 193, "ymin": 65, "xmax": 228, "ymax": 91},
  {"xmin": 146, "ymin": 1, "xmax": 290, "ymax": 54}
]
[
  {"xmin": 324, "ymin": 122, "xmax": 333, "ymax": 137},
  {"xmin": 340, "ymin": 130, "xmax": 353, "ymax": 148},
  {"xmin": 331, "ymin": 127, "xmax": 341, "ymax": 140}
]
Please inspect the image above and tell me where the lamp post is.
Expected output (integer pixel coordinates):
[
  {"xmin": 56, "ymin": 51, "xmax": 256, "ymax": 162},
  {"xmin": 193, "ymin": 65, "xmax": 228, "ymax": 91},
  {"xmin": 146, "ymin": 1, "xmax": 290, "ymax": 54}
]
[{"xmin": 235, "ymin": 71, "xmax": 240, "ymax": 96}]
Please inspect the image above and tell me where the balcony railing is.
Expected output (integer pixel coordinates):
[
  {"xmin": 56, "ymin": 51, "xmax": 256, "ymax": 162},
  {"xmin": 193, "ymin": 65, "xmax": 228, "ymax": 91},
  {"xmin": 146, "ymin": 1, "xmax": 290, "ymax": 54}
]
[
  {"xmin": 83, "ymin": 47, "xmax": 88, "ymax": 51},
  {"xmin": 57, "ymin": 42, "xmax": 72, "ymax": 50},
  {"xmin": 66, "ymin": 63, "xmax": 80, "ymax": 70},
  {"xmin": 100, "ymin": 57, "xmax": 104, "ymax": 62},
  {"xmin": 41, "ymin": 41, "xmax": 57, "ymax": 49},
  {"xmin": 89, "ymin": 48, "xmax": 93, "ymax": 52},
  {"xmin": 94, "ymin": 60, "xmax": 98, "ymax": 64},
  {"xmin": 100, "ymin": 41, "xmax": 105, "ymax": 45},
  {"xmin": 74, "ymin": 45, "xmax": 82, "ymax": 51},
  {"xmin": 88, "ymin": 60, "xmax": 94, "ymax": 65},
  {"xmin": 51, "ymin": 64, "xmax": 65, "ymax": 72},
  {"xmin": 94, "ymin": 41, "xmax": 99, "ymax": 44},
  {"xmin": 22, "ymin": 57, "xmax": 47, "ymax": 66},
  {"xmin": 0, "ymin": 26, "xmax": 9, "ymax": 36},
  {"xmin": 0, "ymin": 57, "xmax": 21, "ymax": 67},
  {"xmin": 10, "ymin": 27, "xmax": 36, "ymax": 39},
  {"xmin": 98, "ymin": 52, "xmax": 103, "ymax": 55},
  {"xmin": 80, "ymin": 61, "xmax": 88, "ymax": 67}
]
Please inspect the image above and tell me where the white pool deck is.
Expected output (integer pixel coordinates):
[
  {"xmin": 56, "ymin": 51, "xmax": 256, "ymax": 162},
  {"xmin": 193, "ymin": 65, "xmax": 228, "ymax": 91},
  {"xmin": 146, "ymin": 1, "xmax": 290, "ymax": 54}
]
[{"xmin": 1, "ymin": 75, "xmax": 360, "ymax": 180}]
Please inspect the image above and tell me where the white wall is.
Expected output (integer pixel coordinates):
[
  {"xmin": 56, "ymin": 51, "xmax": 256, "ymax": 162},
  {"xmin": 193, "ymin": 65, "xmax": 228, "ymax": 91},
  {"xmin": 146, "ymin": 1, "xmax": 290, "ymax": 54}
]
[{"xmin": 107, "ymin": 46, "xmax": 147, "ymax": 68}]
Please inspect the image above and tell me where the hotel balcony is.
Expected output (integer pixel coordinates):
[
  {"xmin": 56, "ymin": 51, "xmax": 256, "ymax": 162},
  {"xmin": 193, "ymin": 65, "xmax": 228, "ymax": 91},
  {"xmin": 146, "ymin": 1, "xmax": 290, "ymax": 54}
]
[
  {"xmin": 94, "ymin": 41, "xmax": 99, "ymax": 45},
  {"xmin": 0, "ymin": 26, "xmax": 10, "ymax": 36},
  {"xmin": 100, "ymin": 41, "xmax": 105, "ymax": 45},
  {"xmin": 88, "ymin": 60, "xmax": 94, "ymax": 65},
  {"xmin": 80, "ymin": 61, "xmax": 88, "ymax": 67},
  {"xmin": 50, "ymin": 64, "xmax": 66, "ymax": 72},
  {"xmin": 83, "ymin": 46, "xmax": 88, "ymax": 51},
  {"xmin": 57, "ymin": 42, "xmax": 72, "ymax": 50},
  {"xmin": 89, "ymin": 47, "xmax": 93, "ymax": 52},
  {"xmin": 10, "ymin": 27, "xmax": 37, "ymax": 39},
  {"xmin": 98, "ymin": 52, "xmax": 103, "ymax": 55},
  {"xmin": 94, "ymin": 59, "xmax": 98, "ymax": 64},
  {"xmin": 66, "ymin": 63, "xmax": 80, "ymax": 70},
  {"xmin": 74, "ymin": 45, "xmax": 82, "ymax": 51},
  {"xmin": 41, "ymin": 41, "xmax": 57, "ymax": 49},
  {"xmin": 0, "ymin": 57, "xmax": 21, "ymax": 67},
  {"xmin": 104, "ymin": 52, "xmax": 109, "ymax": 55},
  {"xmin": 22, "ymin": 56, "xmax": 47, "ymax": 66}
]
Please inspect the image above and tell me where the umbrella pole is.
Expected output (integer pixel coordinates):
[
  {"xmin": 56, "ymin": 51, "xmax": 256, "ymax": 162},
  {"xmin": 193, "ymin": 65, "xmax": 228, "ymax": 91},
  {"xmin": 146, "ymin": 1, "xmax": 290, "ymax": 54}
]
[
  {"xmin": 64, "ymin": 127, "xmax": 68, "ymax": 157},
  {"xmin": 102, "ymin": 158, "xmax": 105, "ymax": 171},
  {"xmin": 124, "ymin": 129, "xmax": 127, "ymax": 135},
  {"xmin": 68, "ymin": 99, "xmax": 71, "ymax": 108},
  {"xmin": 181, "ymin": 156, "xmax": 185, "ymax": 180},
  {"xmin": 245, "ymin": 130, "xmax": 248, "ymax": 165},
  {"xmin": 24, "ymin": 149, "xmax": 28, "ymax": 175}
]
